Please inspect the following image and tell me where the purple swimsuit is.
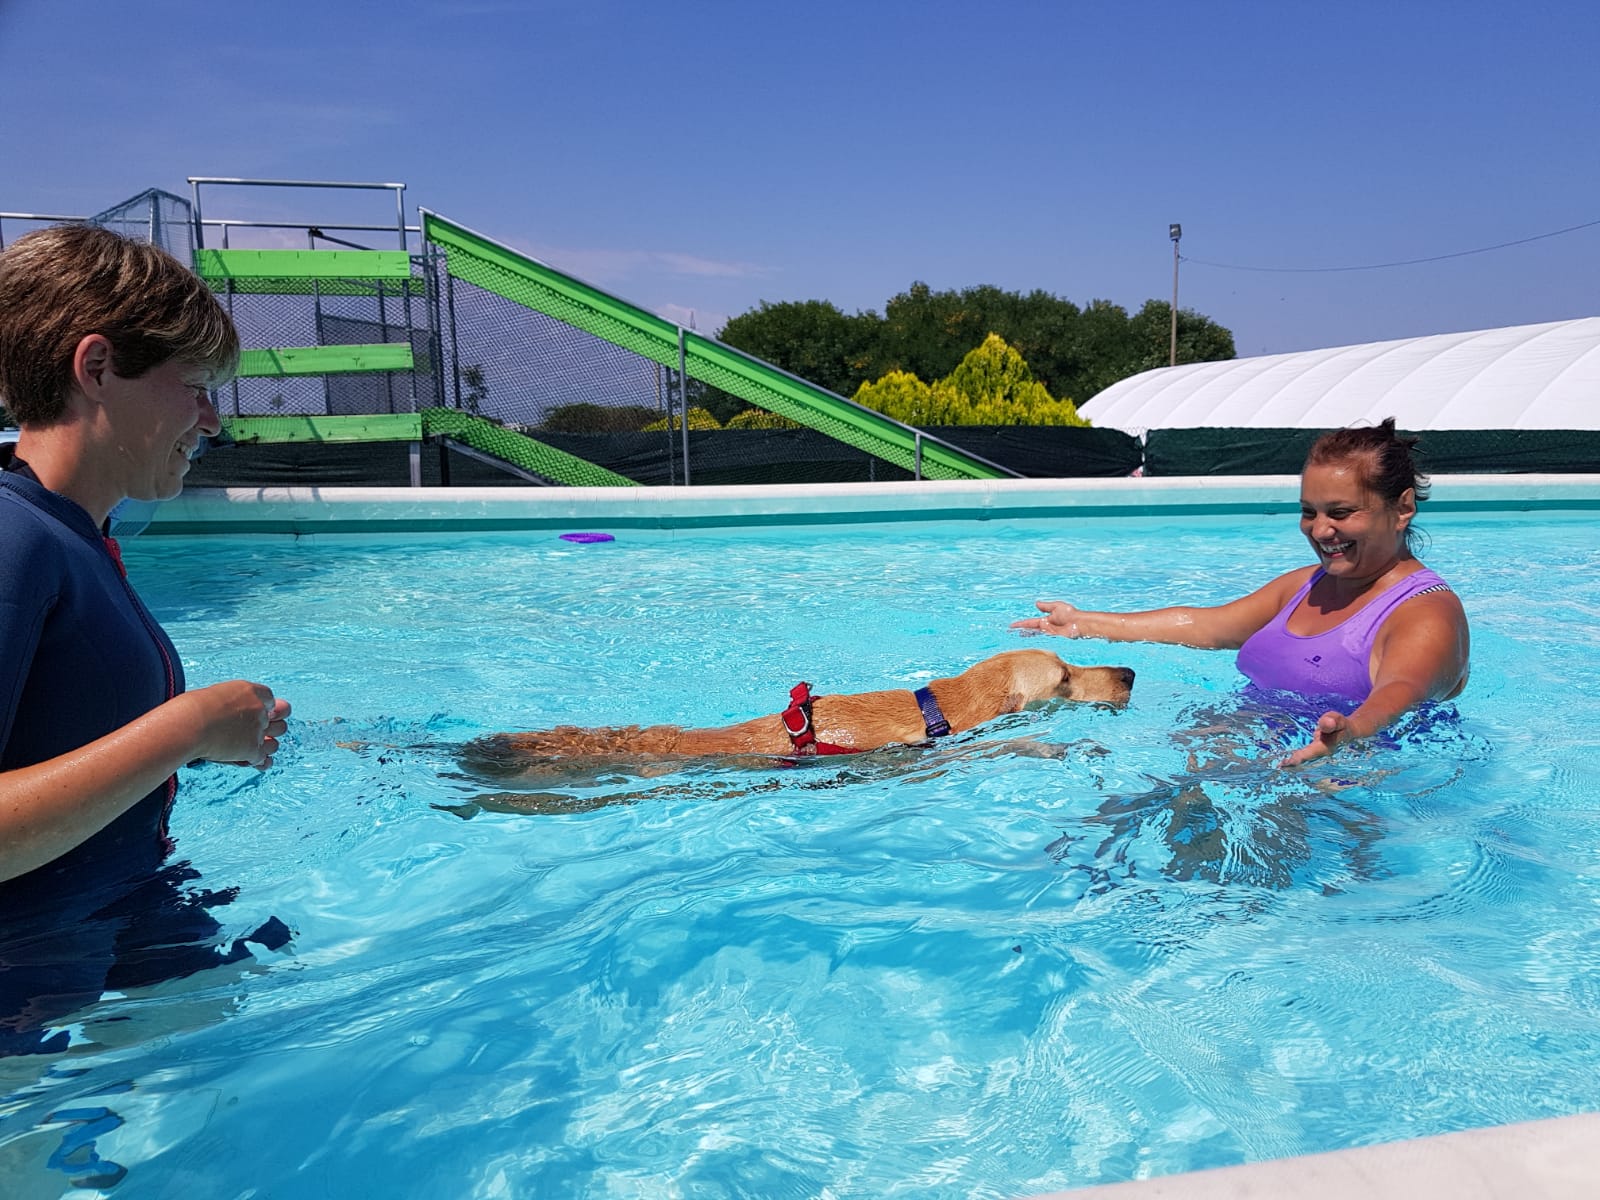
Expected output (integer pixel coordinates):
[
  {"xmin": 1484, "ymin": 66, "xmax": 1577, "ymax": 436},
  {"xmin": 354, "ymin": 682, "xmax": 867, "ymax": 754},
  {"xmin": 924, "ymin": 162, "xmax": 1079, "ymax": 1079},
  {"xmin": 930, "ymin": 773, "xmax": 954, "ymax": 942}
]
[{"xmin": 1236, "ymin": 567, "xmax": 1452, "ymax": 704}]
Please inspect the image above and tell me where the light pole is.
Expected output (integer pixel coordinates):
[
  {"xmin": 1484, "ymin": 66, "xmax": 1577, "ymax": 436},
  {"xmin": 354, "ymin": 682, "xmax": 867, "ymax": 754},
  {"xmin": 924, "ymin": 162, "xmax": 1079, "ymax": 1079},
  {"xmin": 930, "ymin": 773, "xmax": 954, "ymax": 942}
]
[{"xmin": 1168, "ymin": 223, "xmax": 1182, "ymax": 367}]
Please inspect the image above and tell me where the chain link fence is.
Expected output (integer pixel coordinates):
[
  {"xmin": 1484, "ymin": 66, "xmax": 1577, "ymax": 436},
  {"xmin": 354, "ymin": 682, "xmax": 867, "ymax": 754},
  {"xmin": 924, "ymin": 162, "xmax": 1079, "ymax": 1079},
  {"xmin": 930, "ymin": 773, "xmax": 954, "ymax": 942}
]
[
  {"xmin": 89, "ymin": 188, "xmax": 195, "ymax": 262},
  {"xmin": 430, "ymin": 250, "xmax": 689, "ymax": 480},
  {"xmin": 211, "ymin": 255, "xmax": 440, "ymax": 419},
  {"xmin": 428, "ymin": 250, "xmax": 706, "ymax": 483}
]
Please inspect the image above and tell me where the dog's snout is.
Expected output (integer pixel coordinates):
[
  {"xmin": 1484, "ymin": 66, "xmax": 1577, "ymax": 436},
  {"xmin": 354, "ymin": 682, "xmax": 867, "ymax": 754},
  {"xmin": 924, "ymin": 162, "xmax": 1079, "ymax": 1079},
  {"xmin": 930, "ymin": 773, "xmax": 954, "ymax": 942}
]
[{"xmin": 1116, "ymin": 668, "xmax": 1135, "ymax": 688}]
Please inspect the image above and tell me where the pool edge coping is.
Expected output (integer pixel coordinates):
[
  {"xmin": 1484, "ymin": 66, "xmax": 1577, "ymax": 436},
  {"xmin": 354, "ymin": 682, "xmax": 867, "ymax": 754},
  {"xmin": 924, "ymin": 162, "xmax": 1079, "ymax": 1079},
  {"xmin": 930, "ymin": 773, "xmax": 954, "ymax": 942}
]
[
  {"xmin": 148, "ymin": 473, "xmax": 1600, "ymax": 534},
  {"xmin": 1032, "ymin": 1109, "xmax": 1600, "ymax": 1199}
]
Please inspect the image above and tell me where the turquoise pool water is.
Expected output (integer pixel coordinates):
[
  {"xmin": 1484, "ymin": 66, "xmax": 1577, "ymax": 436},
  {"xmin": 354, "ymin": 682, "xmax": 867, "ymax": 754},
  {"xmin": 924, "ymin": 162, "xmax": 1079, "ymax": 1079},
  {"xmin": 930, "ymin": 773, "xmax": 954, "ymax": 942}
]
[{"xmin": 4, "ymin": 512, "xmax": 1600, "ymax": 1197}]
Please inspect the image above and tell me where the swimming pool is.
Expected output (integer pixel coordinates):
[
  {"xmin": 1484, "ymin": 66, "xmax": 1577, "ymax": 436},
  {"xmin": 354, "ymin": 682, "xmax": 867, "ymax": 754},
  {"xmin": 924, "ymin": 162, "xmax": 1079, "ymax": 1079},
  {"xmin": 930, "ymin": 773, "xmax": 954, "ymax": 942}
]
[{"xmin": 5, "ymin": 509, "xmax": 1600, "ymax": 1197}]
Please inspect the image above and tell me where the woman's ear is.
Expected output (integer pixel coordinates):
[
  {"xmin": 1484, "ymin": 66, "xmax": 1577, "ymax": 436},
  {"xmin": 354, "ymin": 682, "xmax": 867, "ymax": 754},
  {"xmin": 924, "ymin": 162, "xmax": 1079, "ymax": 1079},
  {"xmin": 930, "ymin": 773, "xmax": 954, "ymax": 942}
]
[
  {"xmin": 71, "ymin": 333, "xmax": 115, "ymax": 399},
  {"xmin": 1395, "ymin": 486, "xmax": 1417, "ymax": 527}
]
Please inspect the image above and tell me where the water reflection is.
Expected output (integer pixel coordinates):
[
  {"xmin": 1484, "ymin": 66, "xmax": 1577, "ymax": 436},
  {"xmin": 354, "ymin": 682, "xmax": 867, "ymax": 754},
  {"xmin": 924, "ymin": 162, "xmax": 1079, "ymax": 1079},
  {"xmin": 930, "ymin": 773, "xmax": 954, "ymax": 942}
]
[{"xmin": 1049, "ymin": 695, "xmax": 1478, "ymax": 894}]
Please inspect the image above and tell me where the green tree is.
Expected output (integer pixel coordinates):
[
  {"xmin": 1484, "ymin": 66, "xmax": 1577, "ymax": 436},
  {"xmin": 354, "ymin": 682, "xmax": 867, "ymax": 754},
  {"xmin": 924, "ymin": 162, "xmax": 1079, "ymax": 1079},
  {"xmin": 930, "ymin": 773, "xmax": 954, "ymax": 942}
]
[
  {"xmin": 716, "ymin": 299, "xmax": 879, "ymax": 398},
  {"xmin": 717, "ymin": 281, "xmax": 1235, "ymax": 412},
  {"xmin": 684, "ymin": 376, "xmax": 745, "ymax": 426},
  {"xmin": 1126, "ymin": 299, "xmax": 1238, "ymax": 373},
  {"xmin": 978, "ymin": 287, "xmax": 1085, "ymax": 402},
  {"xmin": 1070, "ymin": 298, "xmax": 1139, "ymax": 400},
  {"xmin": 540, "ymin": 403, "xmax": 660, "ymax": 432},
  {"xmin": 460, "ymin": 364, "xmax": 489, "ymax": 416},
  {"xmin": 867, "ymin": 282, "xmax": 975, "ymax": 384},
  {"xmin": 867, "ymin": 282, "xmax": 1090, "ymax": 399}
]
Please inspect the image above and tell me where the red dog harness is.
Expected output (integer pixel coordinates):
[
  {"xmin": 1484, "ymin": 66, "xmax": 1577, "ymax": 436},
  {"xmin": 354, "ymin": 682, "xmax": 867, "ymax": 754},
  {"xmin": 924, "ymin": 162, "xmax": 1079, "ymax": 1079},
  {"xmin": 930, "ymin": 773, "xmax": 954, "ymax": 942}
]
[
  {"xmin": 780, "ymin": 681, "xmax": 952, "ymax": 757},
  {"xmin": 780, "ymin": 682, "xmax": 855, "ymax": 756}
]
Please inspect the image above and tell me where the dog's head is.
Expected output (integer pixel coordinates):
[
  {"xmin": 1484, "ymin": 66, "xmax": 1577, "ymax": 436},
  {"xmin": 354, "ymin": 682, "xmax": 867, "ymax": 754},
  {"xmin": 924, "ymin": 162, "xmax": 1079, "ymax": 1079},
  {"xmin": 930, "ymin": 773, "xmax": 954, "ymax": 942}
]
[{"xmin": 989, "ymin": 648, "xmax": 1135, "ymax": 711}]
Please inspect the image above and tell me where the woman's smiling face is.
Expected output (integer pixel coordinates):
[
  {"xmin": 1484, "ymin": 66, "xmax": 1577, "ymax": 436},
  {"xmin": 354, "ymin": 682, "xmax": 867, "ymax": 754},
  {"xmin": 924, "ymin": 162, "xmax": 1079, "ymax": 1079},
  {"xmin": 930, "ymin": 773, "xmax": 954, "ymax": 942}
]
[
  {"xmin": 108, "ymin": 357, "xmax": 223, "ymax": 502},
  {"xmin": 1299, "ymin": 458, "xmax": 1414, "ymax": 583}
]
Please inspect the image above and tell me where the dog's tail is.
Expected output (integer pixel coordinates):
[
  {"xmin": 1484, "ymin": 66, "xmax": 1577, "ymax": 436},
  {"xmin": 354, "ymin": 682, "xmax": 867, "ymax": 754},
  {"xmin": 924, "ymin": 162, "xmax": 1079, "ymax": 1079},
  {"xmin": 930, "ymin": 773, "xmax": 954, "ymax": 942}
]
[{"xmin": 459, "ymin": 725, "xmax": 686, "ymax": 774}]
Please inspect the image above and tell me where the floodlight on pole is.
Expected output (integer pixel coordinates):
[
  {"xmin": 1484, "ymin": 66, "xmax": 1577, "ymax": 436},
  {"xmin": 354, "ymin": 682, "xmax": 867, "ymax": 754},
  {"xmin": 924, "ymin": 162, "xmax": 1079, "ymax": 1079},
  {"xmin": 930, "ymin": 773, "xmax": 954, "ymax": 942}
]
[{"xmin": 1168, "ymin": 223, "xmax": 1182, "ymax": 367}]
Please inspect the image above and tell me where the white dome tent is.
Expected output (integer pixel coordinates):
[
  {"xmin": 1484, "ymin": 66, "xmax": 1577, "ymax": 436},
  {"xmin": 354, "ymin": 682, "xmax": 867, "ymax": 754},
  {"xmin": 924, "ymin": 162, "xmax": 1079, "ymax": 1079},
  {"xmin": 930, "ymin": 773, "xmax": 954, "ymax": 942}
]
[{"xmin": 1083, "ymin": 317, "xmax": 1600, "ymax": 434}]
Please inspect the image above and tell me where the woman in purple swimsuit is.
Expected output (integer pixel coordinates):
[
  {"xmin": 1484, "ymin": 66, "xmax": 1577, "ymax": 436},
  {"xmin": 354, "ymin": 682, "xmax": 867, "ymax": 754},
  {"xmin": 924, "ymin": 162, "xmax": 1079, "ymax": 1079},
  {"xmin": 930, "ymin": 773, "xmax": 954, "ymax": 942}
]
[{"xmin": 1013, "ymin": 420, "xmax": 1470, "ymax": 767}]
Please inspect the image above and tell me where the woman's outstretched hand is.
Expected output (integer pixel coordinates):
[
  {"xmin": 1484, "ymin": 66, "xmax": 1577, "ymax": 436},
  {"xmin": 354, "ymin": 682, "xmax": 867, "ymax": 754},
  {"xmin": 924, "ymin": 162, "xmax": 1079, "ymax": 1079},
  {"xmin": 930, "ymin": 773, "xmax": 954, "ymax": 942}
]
[
  {"xmin": 1011, "ymin": 600, "xmax": 1084, "ymax": 638},
  {"xmin": 1280, "ymin": 710, "xmax": 1351, "ymax": 768}
]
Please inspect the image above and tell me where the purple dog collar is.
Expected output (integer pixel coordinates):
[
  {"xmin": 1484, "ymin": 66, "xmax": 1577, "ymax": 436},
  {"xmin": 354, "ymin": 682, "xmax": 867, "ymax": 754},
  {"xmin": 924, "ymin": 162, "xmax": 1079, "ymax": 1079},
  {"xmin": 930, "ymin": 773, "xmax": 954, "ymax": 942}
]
[{"xmin": 913, "ymin": 686, "xmax": 951, "ymax": 739}]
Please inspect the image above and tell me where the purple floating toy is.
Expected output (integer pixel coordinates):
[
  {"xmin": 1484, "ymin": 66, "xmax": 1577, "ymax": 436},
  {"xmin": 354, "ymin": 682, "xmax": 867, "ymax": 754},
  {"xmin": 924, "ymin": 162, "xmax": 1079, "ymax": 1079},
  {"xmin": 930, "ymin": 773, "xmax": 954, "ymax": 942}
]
[{"xmin": 559, "ymin": 532, "xmax": 615, "ymax": 544}]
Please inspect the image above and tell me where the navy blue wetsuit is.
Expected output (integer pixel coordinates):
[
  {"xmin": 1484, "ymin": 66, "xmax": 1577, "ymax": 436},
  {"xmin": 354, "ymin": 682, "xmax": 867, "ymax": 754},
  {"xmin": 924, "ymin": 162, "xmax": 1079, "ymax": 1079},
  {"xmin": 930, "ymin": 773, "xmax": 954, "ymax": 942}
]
[
  {"xmin": 0, "ymin": 450, "xmax": 183, "ymax": 892},
  {"xmin": 0, "ymin": 448, "xmax": 283, "ymax": 1053}
]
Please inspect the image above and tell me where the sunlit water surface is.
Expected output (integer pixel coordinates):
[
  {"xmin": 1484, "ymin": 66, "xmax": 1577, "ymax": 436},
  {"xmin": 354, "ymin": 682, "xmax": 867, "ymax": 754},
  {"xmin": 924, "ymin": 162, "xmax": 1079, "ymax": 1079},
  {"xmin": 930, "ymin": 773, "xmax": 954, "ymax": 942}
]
[{"xmin": 4, "ymin": 512, "xmax": 1599, "ymax": 1198}]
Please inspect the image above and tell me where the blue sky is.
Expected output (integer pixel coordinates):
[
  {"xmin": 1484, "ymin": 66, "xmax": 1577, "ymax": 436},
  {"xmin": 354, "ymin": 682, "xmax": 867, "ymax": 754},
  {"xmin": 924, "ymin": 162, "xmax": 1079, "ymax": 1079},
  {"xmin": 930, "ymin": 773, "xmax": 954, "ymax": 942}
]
[{"xmin": 3, "ymin": 0, "xmax": 1596, "ymax": 369}]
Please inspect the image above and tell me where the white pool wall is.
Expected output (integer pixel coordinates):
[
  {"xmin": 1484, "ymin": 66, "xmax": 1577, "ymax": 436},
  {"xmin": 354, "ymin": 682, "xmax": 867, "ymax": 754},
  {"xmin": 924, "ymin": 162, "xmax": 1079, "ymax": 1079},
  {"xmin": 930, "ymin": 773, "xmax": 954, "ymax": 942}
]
[{"xmin": 149, "ymin": 473, "xmax": 1600, "ymax": 536}]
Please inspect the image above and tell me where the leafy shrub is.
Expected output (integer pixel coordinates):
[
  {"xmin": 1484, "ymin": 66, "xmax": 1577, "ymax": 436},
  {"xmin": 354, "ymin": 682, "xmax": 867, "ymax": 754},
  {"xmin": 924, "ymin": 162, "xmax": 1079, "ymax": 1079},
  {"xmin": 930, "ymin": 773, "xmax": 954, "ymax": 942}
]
[
  {"xmin": 642, "ymin": 407, "xmax": 722, "ymax": 432},
  {"xmin": 540, "ymin": 403, "xmax": 662, "ymax": 433},
  {"xmin": 852, "ymin": 371, "xmax": 947, "ymax": 425},
  {"xmin": 725, "ymin": 408, "xmax": 802, "ymax": 429},
  {"xmin": 853, "ymin": 334, "xmax": 1087, "ymax": 426}
]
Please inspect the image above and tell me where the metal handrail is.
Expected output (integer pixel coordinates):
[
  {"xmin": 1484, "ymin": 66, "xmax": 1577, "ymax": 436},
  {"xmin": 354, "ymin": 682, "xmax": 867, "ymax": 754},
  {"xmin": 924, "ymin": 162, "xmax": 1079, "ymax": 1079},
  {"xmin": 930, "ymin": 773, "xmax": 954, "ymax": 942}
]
[
  {"xmin": 0, "ymin": 212, "xmax": 423, "ymax": 249},
  {"xmin": 202, "ymin": 219, "xmax": 422, "ymax": 233},
  {"xmin": 0, "ymin": 211, "xmax": 87, "ymax": 249},
  {"xmin": 189, "ymin": 177, "xmax": 408, "ymax": 251},
  {"xmin": 200, "ymin": 219, "xmax": 424, "ymax": 251}
]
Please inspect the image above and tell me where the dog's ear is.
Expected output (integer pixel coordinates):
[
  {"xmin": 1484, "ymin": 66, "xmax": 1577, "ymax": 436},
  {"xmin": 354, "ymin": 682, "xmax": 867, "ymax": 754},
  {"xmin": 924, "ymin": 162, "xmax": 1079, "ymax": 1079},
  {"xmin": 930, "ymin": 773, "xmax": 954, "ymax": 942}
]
[{"xmin": 1055, "ymin": 662, "xmax": 1077, "ymax": 699}]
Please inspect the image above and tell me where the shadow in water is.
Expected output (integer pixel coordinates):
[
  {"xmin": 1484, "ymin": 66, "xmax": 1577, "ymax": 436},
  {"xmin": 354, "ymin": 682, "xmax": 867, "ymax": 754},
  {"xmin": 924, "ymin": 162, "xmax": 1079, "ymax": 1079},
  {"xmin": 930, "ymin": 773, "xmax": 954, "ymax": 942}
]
[
  {"xmin": 1047, "ymin": 695, "xmax": 1481, "ymax": 894},
  {"xmin": 344, "ymin": 713, "xmax": 1103, "ymax": 818},
  {"xmin": 432, "ymin": 743, "xmax": 951, "ymax": 817},
  {"xmin": 0, "ymin": 867, "xmax": 291, "ymax": 1195},
  {"xmin": 1, "ymin": 863, "xmax": 289, "ymax": 1059}
]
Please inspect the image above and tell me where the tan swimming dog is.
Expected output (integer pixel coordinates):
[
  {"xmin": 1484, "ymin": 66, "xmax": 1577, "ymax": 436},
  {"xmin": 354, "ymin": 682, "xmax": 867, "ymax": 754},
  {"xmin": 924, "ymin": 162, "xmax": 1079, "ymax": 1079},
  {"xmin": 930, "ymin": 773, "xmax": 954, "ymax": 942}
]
[{"xmin": 461, "ymin": 649, "xmax": 1133, "ymax": 774}]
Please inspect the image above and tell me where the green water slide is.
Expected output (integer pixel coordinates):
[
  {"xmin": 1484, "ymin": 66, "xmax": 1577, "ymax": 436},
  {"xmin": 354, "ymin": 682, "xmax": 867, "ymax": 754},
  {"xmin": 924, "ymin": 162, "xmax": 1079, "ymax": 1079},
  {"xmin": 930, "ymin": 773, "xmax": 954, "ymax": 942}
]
[
  {"xmin": 421, "ymin": 212, "xmax": 1017, "ymax": 482},
  {"xmin": 421, "ymin": 409, "xmax": 637, "ymax": 487}
]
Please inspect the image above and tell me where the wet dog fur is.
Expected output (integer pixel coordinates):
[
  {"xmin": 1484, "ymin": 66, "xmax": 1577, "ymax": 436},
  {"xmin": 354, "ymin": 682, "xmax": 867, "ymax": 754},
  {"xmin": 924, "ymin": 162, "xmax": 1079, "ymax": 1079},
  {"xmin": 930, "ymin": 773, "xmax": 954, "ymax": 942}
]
[{"xmin": 460, "ymin": 649, "xmax": 1134, "ymax": 778}]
